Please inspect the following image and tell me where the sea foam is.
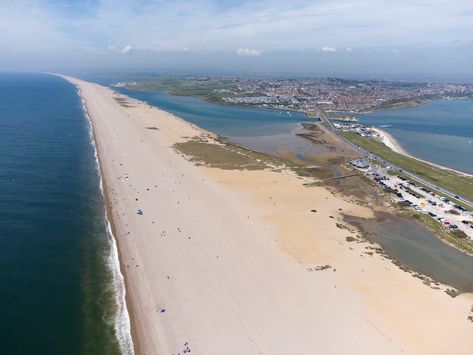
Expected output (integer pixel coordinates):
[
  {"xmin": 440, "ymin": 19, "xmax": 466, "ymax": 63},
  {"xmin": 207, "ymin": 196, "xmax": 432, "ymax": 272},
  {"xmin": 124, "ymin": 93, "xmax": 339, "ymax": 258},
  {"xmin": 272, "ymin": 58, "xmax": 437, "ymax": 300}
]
[{"xmin": 79, "ymin": 92, "xmax": 134, "ymax": 355}]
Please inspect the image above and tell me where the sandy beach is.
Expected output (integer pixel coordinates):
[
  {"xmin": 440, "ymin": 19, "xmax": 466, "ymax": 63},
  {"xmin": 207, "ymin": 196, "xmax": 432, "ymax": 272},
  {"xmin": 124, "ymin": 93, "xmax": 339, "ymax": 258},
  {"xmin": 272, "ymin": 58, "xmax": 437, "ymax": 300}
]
[{"xmin": 62, "ymin": 75, "xmax": 473, "ymax": 354}]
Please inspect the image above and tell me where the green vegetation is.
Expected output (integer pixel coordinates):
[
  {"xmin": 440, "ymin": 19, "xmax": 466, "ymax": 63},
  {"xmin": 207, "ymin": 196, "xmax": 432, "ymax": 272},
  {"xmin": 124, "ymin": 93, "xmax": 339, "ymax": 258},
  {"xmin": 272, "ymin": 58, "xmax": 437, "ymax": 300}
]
[
  {"xmin": 128, "ymin": 77, "xmax": 235, "ymax": 95},
  {"xmin": 340, "ymin": 132, "xmax": 473, "ymax": 202},
  {"xmin": 125, "ymin": 77, "xmax": 264, "ymax": 104},
  {"xmin": 174, "ymin": 140, "xmax": 271, "ymax": 170},
  {"xmin": 366, "ymin": 94, "xmax": 438, "ymax": 111},
  {"xmin": 173, "ymin": 137, "xmax": 310, "ymax": 176}
]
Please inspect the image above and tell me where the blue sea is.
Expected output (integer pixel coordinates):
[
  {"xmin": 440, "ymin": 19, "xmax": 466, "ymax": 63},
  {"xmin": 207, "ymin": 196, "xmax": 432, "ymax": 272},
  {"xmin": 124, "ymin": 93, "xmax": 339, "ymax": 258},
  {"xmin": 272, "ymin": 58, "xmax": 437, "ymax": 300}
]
[
  {"xmin": 0, "ymin": 73, "xmax": 131, "ymax": 354},
  {"xmin": 356, "ymin": 99, "xmax": 473, "ymax": 174}
]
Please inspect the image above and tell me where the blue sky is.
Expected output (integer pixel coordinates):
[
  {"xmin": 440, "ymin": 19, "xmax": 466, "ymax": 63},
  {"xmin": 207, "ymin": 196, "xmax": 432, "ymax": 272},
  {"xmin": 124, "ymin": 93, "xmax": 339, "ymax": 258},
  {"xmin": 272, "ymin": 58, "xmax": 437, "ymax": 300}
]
[{"xmin": 1, "ymin": 0, "xmax": 473, "ymax": 78}]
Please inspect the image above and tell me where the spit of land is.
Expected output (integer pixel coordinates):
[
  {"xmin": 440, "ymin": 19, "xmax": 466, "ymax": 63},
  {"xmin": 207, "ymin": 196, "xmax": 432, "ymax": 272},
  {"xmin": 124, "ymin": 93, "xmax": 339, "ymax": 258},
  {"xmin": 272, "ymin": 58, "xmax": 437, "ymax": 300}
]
[{"xmin": 63, "ymin": 76, "xmax": 473, "ymax": 355}]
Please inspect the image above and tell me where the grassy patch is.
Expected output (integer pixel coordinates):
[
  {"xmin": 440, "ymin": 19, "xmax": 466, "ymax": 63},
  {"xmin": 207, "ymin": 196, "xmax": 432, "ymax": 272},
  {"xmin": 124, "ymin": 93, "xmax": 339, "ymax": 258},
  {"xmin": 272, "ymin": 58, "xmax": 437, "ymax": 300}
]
[
  {"xmin": 173, "ymin": 138, "xmax": 310, "ymax": 176},
  {"xmin": 122, "ymin": 78, "xmax": 254, "ymax": 104}
]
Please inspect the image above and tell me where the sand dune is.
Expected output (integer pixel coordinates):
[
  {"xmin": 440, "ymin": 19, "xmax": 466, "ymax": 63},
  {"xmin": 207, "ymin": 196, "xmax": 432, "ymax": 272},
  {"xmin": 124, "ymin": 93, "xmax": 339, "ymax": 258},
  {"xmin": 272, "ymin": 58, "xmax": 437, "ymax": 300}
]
[{"xmin": 62, "ymin": 75, "xmax": 473, "ymax": 355}]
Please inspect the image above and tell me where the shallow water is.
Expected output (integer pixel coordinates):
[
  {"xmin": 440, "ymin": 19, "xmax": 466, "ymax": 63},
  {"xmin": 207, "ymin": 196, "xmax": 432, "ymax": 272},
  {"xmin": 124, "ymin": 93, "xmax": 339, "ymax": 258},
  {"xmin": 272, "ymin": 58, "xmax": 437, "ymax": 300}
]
[
  {"xmin": 344, "ymin": 213, "xmax": 473, "ymax": 292},
  {"xmin": 0, "ymin": 73, "xmax": 128, "ymax": 354}
]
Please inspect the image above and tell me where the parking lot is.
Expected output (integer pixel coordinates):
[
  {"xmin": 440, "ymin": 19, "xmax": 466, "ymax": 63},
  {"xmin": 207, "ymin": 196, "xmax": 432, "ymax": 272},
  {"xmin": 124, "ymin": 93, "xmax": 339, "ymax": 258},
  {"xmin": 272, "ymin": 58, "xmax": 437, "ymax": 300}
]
[{"xmin": 366, "ymin": 166, "xmax": 473, "ymax": 239}]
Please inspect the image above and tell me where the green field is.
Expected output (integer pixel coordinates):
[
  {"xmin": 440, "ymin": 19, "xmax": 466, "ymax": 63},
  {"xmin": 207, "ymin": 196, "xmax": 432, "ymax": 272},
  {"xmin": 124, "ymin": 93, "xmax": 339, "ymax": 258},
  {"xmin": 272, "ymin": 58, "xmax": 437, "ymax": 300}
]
[
  {"xmin": 124, "ymin": 78, "xmax": 264, "ymax": 103},
  {"xmin": 340, "ymin": 132, "xmax": 473, "ymax": 203}
]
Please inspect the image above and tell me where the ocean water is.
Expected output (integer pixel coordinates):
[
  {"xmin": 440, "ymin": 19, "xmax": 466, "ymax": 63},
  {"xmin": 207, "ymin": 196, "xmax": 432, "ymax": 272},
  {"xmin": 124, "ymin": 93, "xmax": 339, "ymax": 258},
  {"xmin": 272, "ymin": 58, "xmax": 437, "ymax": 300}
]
[
  {"xmin": 0, "ymin": 73, "xmax": 131, "ymax": 354},
  {"xmin": 356, "ymin": 99, "xmax": 473, "ymax": 174}
]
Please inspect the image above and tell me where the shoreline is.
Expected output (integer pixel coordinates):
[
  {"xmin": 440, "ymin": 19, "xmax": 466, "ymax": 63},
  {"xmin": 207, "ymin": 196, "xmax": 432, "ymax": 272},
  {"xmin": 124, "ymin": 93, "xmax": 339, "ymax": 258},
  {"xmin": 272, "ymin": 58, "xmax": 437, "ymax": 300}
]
[
  {"xmin": 60, "ymin": 75, "xmax": 473, "ymax": 354},
  {"xmin": 373, "ymin": 127, "xmax": 473, "ymax": 177},
  {"xmin": 77, "ymin": 87, "xmax": 135, "ymax": 354}
]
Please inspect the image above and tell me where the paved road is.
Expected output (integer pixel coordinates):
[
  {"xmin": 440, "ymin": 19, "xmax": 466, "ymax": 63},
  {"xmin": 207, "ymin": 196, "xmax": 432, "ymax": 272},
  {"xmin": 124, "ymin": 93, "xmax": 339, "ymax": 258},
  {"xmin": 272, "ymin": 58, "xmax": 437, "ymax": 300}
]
[{"xmin": 318, "ymin": 111, "xmax": 473, "ymax": 210}]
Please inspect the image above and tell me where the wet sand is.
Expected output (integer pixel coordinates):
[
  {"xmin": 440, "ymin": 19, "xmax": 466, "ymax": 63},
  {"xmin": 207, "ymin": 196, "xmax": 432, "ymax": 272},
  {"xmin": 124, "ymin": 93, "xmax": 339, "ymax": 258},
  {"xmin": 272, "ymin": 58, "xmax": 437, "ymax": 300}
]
[{"xmin": 62, "ymin": 75, "xmax": 473, "ymax": 354}]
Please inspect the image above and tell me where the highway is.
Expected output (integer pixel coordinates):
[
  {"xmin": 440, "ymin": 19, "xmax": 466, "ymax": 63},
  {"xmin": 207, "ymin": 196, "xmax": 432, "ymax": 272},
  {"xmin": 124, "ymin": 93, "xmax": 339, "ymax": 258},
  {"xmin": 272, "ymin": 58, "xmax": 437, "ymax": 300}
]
[{"xmin": 318, "ymin": 110, "xmax": 473, "ymax": 210}]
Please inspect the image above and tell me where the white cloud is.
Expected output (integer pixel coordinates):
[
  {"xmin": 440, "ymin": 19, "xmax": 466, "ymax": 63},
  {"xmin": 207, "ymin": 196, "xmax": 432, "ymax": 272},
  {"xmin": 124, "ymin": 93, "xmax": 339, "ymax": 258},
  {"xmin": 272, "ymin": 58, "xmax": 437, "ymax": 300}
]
[
  {"xmin": 1, "ymin": 0, "xmax": 473, "ymax": 72},
  {"xmin": 320, "ymin": 46, "xmax": 337, "ymax": 52},
  {"xmin": 236, "ymin": 48, "xmax": 264, "ymax": 57},
  {"xmin": 107, "ymin": 44, "xmax": 132, "ymax": 54},
  {"xmin": 392, "ymin": 49, "xmax": 400, "ymax": 54},
  {"xmin": 346, "ymin": 47, "xmax": 353, "ymax": 52}
]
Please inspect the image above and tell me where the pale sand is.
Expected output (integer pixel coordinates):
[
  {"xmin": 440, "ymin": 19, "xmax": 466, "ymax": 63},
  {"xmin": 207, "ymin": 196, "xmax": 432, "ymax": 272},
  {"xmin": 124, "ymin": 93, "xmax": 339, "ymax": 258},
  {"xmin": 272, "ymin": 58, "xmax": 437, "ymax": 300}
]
[
  {"xmin": 374, "ymin": 127, "xmax": 473, "ymax": 177},
  {"xmin": 61, "ymin": 75, "xmax": 473, "ymax": 354}
]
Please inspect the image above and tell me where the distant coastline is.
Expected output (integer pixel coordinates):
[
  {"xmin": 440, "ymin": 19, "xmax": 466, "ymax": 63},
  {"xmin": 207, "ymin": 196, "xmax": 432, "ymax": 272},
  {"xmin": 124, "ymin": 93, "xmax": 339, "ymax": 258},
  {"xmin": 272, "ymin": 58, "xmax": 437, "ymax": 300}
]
[{"xmin": 116, "ymin": 77, "xmax": 473, "ymax": 121}]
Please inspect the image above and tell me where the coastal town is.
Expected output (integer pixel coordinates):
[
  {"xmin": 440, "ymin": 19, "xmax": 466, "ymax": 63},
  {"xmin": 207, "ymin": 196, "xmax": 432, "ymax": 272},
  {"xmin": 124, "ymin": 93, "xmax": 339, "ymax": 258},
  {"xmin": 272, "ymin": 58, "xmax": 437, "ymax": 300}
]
[
  {"xmin": 122, "ymin": 76, "xmax": 473, "ymax": 117},
  {"xmin": 224, "ymin": 77, "xmax": 473, "ymax": 114}
]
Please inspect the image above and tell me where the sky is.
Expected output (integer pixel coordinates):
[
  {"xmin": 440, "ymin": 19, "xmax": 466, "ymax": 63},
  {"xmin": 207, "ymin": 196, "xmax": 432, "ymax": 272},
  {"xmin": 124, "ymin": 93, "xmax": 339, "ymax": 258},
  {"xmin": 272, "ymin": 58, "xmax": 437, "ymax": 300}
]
[{"xmin": 1, "ymin": 0, "xmax": 473, "ymax": 79}]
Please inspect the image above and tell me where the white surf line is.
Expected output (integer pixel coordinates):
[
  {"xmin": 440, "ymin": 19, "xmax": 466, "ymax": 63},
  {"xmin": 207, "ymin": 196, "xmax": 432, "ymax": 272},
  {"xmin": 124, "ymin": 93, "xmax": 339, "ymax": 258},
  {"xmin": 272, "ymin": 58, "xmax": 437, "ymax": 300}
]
[{"xmin": 79, "ymin": 90, "xmax": 134, "ymax": 355}]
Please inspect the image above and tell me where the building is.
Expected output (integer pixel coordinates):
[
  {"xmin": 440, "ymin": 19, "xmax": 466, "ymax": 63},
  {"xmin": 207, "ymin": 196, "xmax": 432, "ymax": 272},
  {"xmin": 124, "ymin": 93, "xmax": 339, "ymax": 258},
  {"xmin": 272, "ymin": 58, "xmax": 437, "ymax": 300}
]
[{"xmin": 350, "ymin": 158, "xmax": 370, "ymax": 169}]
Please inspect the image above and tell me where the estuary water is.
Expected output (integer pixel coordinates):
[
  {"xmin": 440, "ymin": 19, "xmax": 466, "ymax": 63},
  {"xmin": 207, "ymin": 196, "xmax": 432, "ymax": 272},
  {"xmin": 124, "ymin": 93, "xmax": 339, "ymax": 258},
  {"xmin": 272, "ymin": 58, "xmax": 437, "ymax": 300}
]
[
  {"xmin": 0, "ymin": 73, "xmax": 130, "ymax": 354},
  {"xmin": 356, "ymin": 99, "xmax": 473, "ymax": 174},
  {"xmin": 117, "ymin": 88, "xmax": 315, "ymax": 157}
]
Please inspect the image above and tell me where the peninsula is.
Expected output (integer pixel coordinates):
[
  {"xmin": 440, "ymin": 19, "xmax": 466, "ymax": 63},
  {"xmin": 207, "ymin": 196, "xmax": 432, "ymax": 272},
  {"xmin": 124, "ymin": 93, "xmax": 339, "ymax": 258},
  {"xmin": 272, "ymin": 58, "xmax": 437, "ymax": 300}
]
[{"xmin": 64, "ymin": 76, "xmax": 473, "ymax": 354}]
